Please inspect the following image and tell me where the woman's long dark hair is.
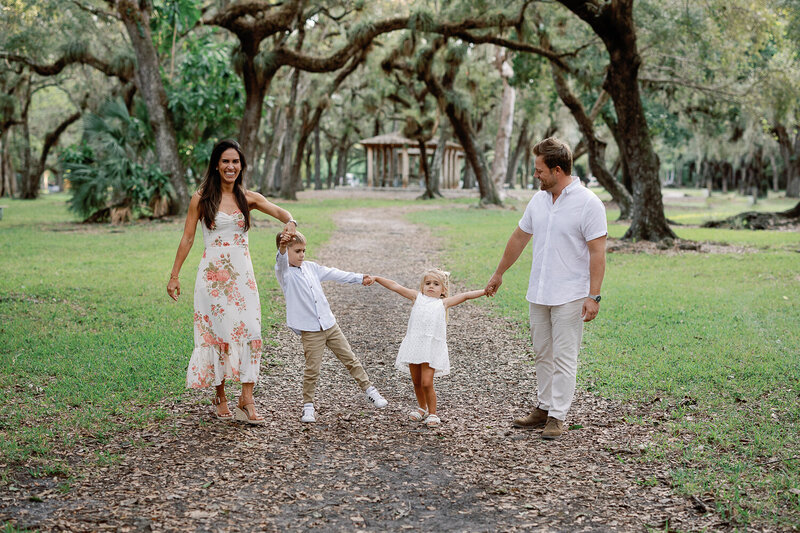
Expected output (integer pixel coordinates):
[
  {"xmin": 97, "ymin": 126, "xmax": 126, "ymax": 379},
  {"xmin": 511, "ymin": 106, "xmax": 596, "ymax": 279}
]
[{"xmin": 198, "ymin": 139, "xmax": 251, "ymax": 231}]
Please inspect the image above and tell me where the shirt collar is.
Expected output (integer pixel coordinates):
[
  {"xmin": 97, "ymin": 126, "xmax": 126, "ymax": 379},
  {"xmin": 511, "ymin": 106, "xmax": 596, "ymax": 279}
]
[{"xmin": 563, "ymin": 176, "xmax": 581, "ymax": 195}]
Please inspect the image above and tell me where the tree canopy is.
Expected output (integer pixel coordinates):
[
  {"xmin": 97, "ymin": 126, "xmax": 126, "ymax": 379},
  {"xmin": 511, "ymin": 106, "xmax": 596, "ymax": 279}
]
[{"xmin": 1, "ymin": 0, "xmax": 798, "ymax": 238}]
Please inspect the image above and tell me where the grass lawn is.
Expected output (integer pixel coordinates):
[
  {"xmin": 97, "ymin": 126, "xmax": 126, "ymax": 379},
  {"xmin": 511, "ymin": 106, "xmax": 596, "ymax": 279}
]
[
  {"xmin": 1, "ymin": 190, "xmax": 798, "ymax": 529},
  {"xmin": 0, "ymin": 193, "xmax": 406, "ymax": 480},
  {"xmin": 411, "ymin": 195, "xmax": 800, "ymax": 528}
]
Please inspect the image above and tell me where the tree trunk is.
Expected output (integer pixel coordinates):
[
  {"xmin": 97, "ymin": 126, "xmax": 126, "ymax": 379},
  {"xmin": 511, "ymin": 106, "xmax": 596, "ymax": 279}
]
[
  {"xmin": 463, "ymin": 160, "xmax": 476, "ymax": 189},
  {"xmin": 430, "ymin": 127, "xmax": 447, "ymax": 196},
  {"xmin": 774, "ymin": 124, "xmax": 800, "ymax": 198},
  {"xmin": 264, "ymin": 113, "xmax": 288, "ymax": 195},
  {"xmin": 601, "ymin": 110, "xmax": 633, "ymax": 195},
  {"xmin": 523, "ymin": 138, "xmax": 531, "ymax": 190},
  {"xmin": 325, "ymin": 145, "xmax": 335, "ymax": 188},
  {"xmin": 314, "ymin": 123, "xmax": 322, "ymax": 190},
  {"xmin": 259, "ymin": 107, "xmax": 285, "ymax": 193},
  {"xmin": 490, "ymin": 50, "xmax": 515, "ymax": 199},
  {"xmin": 419, "ymin": 129, "xmax": 445, "ymax": 199},
  {"xmin": 18, "ymin": 80, "xmax": 38, "ymax": 199},
  {"xmin": 279, "ymin": 68, "xmax": 301, "ymax": 200},
  {"xmin": 417, "ymin": 38, "xmax": 499, "ymax": 206},
  {"xmin": 31, "ymin": 110, "xmax": 82, "ymax": 194},
  {"xmin": 506, "ymin": 117, "xmax": 529, "ymax": 189},
  {"xmin": 548, "ymin": 61, "xmax": 632, "ymax": 219},
  {"xmin": 115, "ymin": 0, "xmax": 188, "ymax": 214},
  {"xmin": 559, "ymin": 0, "xmax": 675, "ymax": 240},
  {"xmin": 336, "ymin": 145, "xmax": 348, "ymax": 187},
  {"xmin": 417, "ymin": 140, "xmax": 435, "ymax": 199},
  {"xmin": 0, "ymin": 130, "xmax": 16, "ymax": 198},
  {"xmin": 769, "ymin": 154, "xmax": 779, "ymax": 192}
]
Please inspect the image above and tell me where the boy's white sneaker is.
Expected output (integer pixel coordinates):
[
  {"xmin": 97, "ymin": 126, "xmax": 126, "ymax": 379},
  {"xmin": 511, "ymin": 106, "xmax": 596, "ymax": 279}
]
[
  {"xmin": 364, "ymin": 386, "xmax": 388, "ymax": 408},
  {"xmin": 301, "ymin": 404, "xmax": 316, "ymax": 423}
]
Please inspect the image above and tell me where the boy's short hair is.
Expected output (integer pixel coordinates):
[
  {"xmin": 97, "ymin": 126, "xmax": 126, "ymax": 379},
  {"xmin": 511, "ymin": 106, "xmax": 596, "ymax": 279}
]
[{"xmin": 276, "ymin": 230, "xmax": 306, "ymax": 249}]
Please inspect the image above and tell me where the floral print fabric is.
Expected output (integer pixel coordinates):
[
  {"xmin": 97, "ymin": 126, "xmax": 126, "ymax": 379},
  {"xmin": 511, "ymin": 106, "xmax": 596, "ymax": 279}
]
[{"xmin": 186, "ymin": 211, "xmax": 262, "ymax": 388}]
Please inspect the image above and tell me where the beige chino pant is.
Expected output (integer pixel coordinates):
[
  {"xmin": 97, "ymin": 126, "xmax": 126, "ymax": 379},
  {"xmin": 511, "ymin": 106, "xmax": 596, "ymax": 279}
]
[
  {"xmin": 530, "ymin": 298, "xmax": 585, "ymax": 421},
  {"xmin": 300, "ymin": 323, "xmax": 371, "ymax": 404}
]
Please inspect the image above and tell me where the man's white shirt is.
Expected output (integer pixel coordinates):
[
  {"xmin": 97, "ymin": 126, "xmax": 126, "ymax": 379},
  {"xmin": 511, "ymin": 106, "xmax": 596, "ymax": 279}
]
[
  {"xmin": 518, "ymin": 177, "xmax": 607, "ymax": 306},
  {"xmin": 275, "ymin": 250, "xmax": 363, "ymax": 334}
]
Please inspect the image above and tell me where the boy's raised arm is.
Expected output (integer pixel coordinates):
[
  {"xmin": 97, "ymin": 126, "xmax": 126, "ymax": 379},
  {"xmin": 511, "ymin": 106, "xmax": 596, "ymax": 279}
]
[
  {"xmin": 443, "ymin": 288, "xmax": 486, "ymax": 310},
  {"xmin": 373, "ymin": 276, "xmax": 417, "ymax": 301}
]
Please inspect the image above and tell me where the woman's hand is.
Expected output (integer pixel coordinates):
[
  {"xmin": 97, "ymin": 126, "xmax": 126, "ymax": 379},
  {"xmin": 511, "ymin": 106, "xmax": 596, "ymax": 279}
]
[{"xmin": 167, "ymin": 277, "xmax": 181, "ymax": 301}]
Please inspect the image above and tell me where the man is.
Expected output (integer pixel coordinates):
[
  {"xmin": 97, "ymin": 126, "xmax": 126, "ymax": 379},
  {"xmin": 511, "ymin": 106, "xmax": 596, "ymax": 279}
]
[{"xmin": 485, "ymin": 137, "xmax": 607, "ymax": 440}]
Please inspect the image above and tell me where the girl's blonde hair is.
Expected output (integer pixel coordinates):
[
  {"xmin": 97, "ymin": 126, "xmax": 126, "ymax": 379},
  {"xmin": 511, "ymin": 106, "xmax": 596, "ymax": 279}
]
[{"xmin": 419, "ymin": 268, "xmax": 450, "ymax": 298}]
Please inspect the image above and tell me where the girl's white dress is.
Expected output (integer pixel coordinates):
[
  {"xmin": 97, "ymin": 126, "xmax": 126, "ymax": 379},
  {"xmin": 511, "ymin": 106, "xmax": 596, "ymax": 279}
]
[
  {"xmin": 395, "ymin": 293, "xmax": 450, "ymax": 376},
  {"xmin": 185, "ymin": 210, "xmax": 262, "ymax": 389}
]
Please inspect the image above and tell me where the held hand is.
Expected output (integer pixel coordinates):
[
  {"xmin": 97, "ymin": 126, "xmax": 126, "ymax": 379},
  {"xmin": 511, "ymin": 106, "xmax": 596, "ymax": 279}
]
[
  {"xmin": 279, "ymin": 231, "xmax": 293, "ymax": 245},
  {"xmin": 167, "ymin": 278, "xmax": 181, "ymax": 301},
  {"xmin": 582, "ymin": 298, "xmax": 599, "ymax": 322},
  {"xmin": 362, "ymin": 275, "xmax": 374, "ymax": 286},
  {"xmin": 485, "ymin": 273, "xmax": 502, "ymax": 297},
  {"xmin": 283, "ymin": 220, "xmax": 297, "ymax": 236}
]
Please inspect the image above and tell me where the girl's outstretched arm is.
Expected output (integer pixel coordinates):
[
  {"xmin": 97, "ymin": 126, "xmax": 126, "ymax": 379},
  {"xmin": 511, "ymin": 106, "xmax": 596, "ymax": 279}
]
[
  {"xmin": 443, "ymin": 288, "xmax": 486, "ymax": 310},
  {"xmin": 373, "ymin": 276, "xmax": 417, "ymax": 301}
]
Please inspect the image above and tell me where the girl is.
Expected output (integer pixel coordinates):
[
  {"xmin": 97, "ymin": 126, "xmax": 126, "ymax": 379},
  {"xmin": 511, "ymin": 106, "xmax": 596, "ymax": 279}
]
[{"xmin": 372, "ymin": 269, "xmax": 485, "ymax": 427}]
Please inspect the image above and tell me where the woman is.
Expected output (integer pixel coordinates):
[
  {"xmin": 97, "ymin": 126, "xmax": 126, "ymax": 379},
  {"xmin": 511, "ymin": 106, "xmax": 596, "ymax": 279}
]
[{"xmin": 167, "ymin": 139, "xmax": 296, "ymax": 424}]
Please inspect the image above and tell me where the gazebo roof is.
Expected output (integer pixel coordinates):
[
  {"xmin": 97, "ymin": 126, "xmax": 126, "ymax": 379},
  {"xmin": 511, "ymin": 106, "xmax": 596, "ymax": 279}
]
[
  {"xmin": 359, "ymin": 132, "xmax": 412, "ymax": 146},
  {"xmin": 359, "ymin": 132, "xmax": 463, "ymax": 151}
]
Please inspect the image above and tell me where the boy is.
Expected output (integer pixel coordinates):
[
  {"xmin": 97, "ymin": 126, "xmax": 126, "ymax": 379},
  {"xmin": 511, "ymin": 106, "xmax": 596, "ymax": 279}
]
[{"xmin": 275, "ymin": 231, "xmax": 388, "ymax": 423}]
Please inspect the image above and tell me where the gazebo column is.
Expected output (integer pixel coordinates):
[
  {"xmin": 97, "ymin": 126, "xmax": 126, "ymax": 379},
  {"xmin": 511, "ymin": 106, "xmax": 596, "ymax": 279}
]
[
  {"xmin": 382, "ymin": 147, "xmax": 389, "ymax": 187},
  {"xmin": 449, "ymin": 150, "xmax": 456, "ymax": 188},
  {"xmin": 389, "ymin": 147, "xmax": 396, "ymax": 187},
  {"xmin": 444, "ymin": 149, "xmax": 452, "ymax": 189},
  {"xmin": 402, "ymin": 147, "xmax": 409, "ymax": 188},
  {"xmin": 366, "ymin": 146, "xmax": 374, "ymax": 187},
  {"xmin": 450, "ymin": 151, "xmax": 457, "ymax": 188}
]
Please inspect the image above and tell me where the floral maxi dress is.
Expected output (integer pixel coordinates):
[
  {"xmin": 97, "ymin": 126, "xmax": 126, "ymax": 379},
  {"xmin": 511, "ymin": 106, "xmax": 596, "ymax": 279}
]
[{"xmin": 186, "ymin": 210, "xmax": 262, "ymax": 388}]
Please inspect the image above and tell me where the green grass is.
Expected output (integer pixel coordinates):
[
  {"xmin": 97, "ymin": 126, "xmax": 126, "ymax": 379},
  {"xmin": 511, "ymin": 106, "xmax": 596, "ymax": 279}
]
[
  {"xmin": 0, "ymin": 193, "xmax": 407, "ymax": 477},
  {"xmin": 411, "ymin": 202, "xmax": 800, "ymax": 529}
]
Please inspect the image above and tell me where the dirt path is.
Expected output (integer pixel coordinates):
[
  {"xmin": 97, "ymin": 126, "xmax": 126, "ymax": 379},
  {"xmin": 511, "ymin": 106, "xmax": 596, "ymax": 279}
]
[{"xmin": 4, "ymin": 206, "xmax": 721, "ymax": 532}]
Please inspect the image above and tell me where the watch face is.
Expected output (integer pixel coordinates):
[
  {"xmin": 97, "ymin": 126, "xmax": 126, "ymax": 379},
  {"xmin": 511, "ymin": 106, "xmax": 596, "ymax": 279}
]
[{"xmin": 595, "ymin": 295, "xmax": 601, "ymax": 303}]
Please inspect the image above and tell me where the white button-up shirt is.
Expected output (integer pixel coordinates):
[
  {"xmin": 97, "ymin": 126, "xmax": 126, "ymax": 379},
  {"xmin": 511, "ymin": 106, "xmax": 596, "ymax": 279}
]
[
  {"xmin": 275, "ymin": 250, "xmax": 363, "ymax": 334},
  {"xmin": 519, "ymin": 177, "xmax": 607, "ymax": 306}
]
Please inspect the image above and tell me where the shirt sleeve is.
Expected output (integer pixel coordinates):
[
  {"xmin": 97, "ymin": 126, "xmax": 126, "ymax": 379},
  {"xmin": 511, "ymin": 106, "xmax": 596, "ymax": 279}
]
[
  {"xmin": 313, "ymin": 262, "xmax": 363, "ymax": 284},
  {"xmin": 275, "ymin": 250, "xmax": 289, "ymax": 286},
  {"xmin": 581, "ymin": 195, "xmax": 608, "ymax": 241},
  {"xmin": 518, "ymin": 195, "xmax": 536, "ymax": 234}
]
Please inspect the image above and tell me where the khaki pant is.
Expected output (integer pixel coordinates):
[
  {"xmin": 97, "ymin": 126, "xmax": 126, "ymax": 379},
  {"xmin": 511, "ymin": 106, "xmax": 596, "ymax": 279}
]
[
  {"xmin": 530, "ymin": 299, "xmax": 585, "ymax": 421},
  {"xmin": 300, "ymin": 324, "xmax": 371, "ymax": 404}
]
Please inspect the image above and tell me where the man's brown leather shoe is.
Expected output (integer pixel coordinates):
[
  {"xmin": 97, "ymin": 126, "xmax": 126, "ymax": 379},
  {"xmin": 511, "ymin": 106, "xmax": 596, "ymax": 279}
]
[
  {"xmin": 512, "ymin": 407, "xmax": 549, "ymax": 429},
  {"xmin": 541, "ymin": 416, "xmax": 564, "ymax": 440}
]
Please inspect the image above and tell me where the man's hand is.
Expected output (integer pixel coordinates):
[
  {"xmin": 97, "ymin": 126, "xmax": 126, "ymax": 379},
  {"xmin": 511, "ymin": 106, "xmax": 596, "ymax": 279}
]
[
  {"xmin": 485, "ymin": 272, "xmax": 503, "ymax": 297},
  {"xmin": 362, "ymin": 275, "xmax": 374, "ymax": 286},
  {"xmin": 582, "ymin": 298, "xmax": 599, "ymax": 322}
]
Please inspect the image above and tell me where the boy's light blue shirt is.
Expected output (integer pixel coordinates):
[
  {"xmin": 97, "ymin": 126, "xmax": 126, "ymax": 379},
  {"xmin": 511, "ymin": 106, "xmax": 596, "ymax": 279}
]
[{"xmin": 275, "ymin": 250, "xmax": 363, "ymax": 334}]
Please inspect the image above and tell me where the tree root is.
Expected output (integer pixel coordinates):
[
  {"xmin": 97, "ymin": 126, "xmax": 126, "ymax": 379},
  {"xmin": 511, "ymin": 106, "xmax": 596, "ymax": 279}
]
[{"xmin": 702, "ymin": 206, "xmax": 800, "ymax": 230}]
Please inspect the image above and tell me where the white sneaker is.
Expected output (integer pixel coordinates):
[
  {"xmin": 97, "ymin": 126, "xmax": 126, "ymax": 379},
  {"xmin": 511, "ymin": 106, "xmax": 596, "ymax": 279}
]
[
  {"xmin": 364, "ymin": 386, "xmax": 388, "ymax": 408},
  {"xmin": 301, "ymin": 404, "xmax": 316, "ymax": 423}
]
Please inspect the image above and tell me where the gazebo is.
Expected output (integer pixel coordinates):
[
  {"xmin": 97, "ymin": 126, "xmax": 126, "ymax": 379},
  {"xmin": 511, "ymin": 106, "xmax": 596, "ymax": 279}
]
[{"xmin": 359, "ymin": 133, "xmax": 464, "ymax": 188}]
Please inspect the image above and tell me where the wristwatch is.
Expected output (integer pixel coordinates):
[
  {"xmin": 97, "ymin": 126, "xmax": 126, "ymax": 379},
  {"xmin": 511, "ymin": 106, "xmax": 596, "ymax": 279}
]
[
  {"xmin": 588, "ymin": 294, "xmax": 601, "ymax": 303},
  {"xmin": 288, "ymin": 219, "xmax": 298, "ymax": 226}
]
